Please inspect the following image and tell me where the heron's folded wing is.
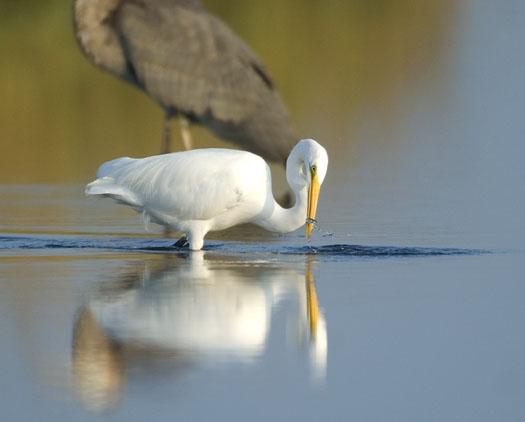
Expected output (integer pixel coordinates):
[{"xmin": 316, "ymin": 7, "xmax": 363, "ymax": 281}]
[{"xmin": 115, "ymin": 0, "xmax": 274, "ymax": 117}]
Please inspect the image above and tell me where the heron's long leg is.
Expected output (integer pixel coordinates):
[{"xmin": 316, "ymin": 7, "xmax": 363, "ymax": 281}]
[
  {"xmin": 277, "ymin": 191, "xmax": 293, "ymax": 208},
  {"xmin": 161, "ymin": 112, "xmax": 173, "ymax": 154},
  {"xmin": 179, "ymin": 116, "xmax": 193, "ymax": 150},
  {"xmin": 161, "ymin": 114, "xmax": 190, "ymax": 238}
]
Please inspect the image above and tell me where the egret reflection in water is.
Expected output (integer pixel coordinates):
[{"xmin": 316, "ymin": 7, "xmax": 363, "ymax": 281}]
[{"xmin": 71, "ymin": 253, "xmax": 327, "ymax": 411}]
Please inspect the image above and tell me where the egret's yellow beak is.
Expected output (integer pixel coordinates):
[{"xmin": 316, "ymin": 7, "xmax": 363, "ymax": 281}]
[{"xmin": 306, "ymin": 165, "xmax": 320, "ymax": 240}]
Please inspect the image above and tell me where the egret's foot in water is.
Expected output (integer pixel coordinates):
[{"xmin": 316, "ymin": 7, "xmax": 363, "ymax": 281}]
[{"xmin": 173, "ymin": 236, "xmax": 189, "ymax": 248}]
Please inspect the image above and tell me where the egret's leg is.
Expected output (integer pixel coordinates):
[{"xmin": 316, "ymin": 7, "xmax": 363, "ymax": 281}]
[
  {"xmin": 173, "ymin": 235, "xmax": 189, "ymax": 248},
  {"xmin": 161, "ymin": 112, "xmax": 173, "ymax": 154},
  {"xmin": 179, "ymin": 115, "xmax": 193, "ymax": 151},
  {"xmin": 187, "ymin": 224, "xmax": 207, "ymax": 251},
  {"xmin": 188, "ymin": 235, "xmax": 204, "ymax": 251}
]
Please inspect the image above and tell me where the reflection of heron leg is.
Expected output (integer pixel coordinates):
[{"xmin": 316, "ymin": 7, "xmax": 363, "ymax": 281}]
[
  {"xmin": 179, "ymin": 115, "xmax": 193, "ymax": 151},
  {"xmin": 173, "ymin": 235, "xmax": 189, "ymax": 248},
  {"xmin": 161, "ymin": 111, "xmax": 173, "ymax": 154}
]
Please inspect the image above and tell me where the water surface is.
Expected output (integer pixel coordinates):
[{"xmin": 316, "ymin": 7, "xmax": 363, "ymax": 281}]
[{"xmin": 0, "ymin": 184, "xmax": 523, "ymax": 421}]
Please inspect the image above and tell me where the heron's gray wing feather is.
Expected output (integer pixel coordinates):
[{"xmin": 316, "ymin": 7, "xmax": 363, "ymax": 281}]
[{"xmin": 115, "ymin": 0, "xmax": 294, "ymax": 161}]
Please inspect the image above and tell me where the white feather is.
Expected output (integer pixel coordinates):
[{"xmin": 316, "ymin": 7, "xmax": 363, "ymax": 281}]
[{"xmin": 85, "ymin": 140, "xmax": 329, "ymax": 250}]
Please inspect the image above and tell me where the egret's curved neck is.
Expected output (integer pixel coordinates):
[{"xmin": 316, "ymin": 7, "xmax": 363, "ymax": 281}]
[{"xmin": 255, "ymin": 186, "xmax": 308, "ymax": 234}]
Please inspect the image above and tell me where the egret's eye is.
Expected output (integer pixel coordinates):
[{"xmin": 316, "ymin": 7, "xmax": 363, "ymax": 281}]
[{"xmin": 311, "ymin": 164, "xmax": 317, "ymax": 172}]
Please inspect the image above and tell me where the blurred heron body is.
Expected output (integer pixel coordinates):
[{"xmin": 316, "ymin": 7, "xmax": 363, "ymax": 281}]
[{"xmin": 73, "ymin": 0, "xmax": 294, "ymax": 161}]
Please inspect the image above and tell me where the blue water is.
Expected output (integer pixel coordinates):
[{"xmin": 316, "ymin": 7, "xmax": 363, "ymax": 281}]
[
  {"xmin": 0, "ymin": 187, "xmax": 522, "ymax": 422},
  {"xmin": 0, "ymin": 234, "xmax": 488, "ymax": 256}
]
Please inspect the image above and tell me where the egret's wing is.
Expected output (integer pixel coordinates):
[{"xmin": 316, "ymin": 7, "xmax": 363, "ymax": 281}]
[
  {"xmin": 114, "ymin": 0, "xmax": 293, "ymax": 161},
  {"xmin": 86, "ymin": 150, "xmax": 266, "ymax": 221}
]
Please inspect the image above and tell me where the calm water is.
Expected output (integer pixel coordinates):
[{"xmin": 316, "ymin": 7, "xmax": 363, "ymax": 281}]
[
  {"xmin": 2, "ymin": 0, "xmax": 525, "ymax": 420},
  {"xmin": 0, "ymin": 186, "xmax": 523, "ymax": 421}
]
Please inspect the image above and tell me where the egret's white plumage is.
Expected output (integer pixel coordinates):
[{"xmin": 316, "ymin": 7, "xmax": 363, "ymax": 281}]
[{"xmin": 86, "ymin": 139, "xmax": 328, "ymax": 250}]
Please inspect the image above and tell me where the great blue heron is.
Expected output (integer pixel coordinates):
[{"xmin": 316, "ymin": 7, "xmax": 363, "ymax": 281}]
[{"xmin": 73, "ymin": 0, "xmax": 295, "ymax": 163}]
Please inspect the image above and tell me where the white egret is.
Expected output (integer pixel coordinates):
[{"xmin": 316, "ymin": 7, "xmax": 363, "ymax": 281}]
[{"xmin": 85, "ymin": 139, "xmax": 328, "ymax": 250}]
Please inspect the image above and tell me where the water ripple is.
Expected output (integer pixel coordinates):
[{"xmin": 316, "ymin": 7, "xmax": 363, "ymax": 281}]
[
  {"xmin": 279, "ymin": 244, "xmax": 485, "ymax": 256},
  {"xmin": 0, "ymin": 234, "xmax": 488, "ymax": 258}
]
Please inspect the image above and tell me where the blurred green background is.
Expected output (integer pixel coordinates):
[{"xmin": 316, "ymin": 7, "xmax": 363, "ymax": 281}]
[{"xmin": 0, "ymin": 0, "xmax": 456, "ymax": 183}]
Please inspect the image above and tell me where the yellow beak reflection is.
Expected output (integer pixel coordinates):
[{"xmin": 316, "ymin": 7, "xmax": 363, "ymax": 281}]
[
  {"xmin": 306, "ymin": 166, "xmax": 320, "ymax": 240},
  {"xmin": 306, "ymin": 262, "xmax": 319, "ymax": 338}
]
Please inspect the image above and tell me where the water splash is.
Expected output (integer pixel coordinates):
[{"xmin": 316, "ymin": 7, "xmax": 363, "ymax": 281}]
[{"xmin": 280, "ymin": 244, "xmax": 486, "ymax": 256}]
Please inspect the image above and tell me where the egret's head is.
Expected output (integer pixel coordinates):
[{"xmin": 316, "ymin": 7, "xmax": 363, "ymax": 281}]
[{"xmin": 286, "ymin": 139, "xmax": 329, "ymax": 240}]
